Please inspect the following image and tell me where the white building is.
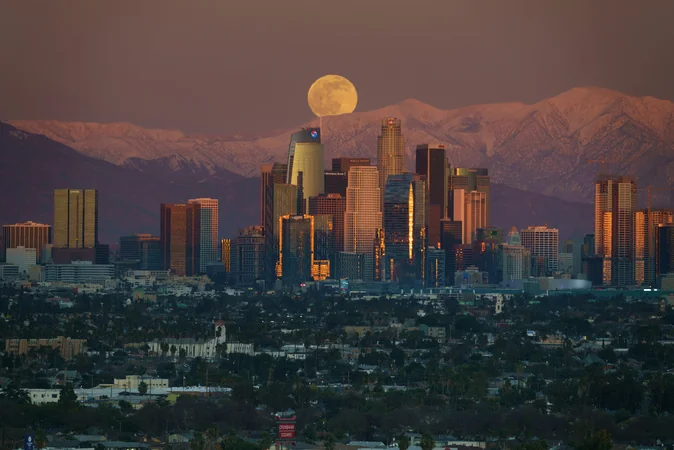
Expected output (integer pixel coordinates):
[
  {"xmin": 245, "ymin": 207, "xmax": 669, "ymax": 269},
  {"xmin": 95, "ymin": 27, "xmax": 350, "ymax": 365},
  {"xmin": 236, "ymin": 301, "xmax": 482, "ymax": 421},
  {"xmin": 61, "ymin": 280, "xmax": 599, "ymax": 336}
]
[
  {"xmin": 188, "ymin": 198, "xmax": 219, "ymax": 273},
  {"xmin": 6, "ymin": 246, "xmax": 37, "ymax": 274},
  {"xmin": 45, "ymin": 261, "xmax": 114, "ymax": 284},
  {"xmin": 147, "ymin": 321, "xmax": 227, "ymax": 359},
  {"xmin": 520, "ymin": 225, "xmax": 559, "ymax": 276}
]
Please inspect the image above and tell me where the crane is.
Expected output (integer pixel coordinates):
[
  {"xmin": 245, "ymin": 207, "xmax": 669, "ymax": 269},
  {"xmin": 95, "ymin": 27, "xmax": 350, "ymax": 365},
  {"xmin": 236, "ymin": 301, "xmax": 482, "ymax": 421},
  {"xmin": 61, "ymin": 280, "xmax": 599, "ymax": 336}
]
[{"xmin": 586, "ymin": 157, "xmax": 619, "ymax": 179}]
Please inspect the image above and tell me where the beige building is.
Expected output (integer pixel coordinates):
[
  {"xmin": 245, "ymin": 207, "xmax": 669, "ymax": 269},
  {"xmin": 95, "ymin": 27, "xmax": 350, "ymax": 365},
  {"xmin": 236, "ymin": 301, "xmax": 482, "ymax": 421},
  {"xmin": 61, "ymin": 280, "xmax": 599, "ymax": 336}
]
[
  {"xmin": 53, "ymin": 189, "xmax": 98, "ymax": 248},
  {"xmin": 5, "ymin": 336, "xmax": 87, "ymax": 361}
]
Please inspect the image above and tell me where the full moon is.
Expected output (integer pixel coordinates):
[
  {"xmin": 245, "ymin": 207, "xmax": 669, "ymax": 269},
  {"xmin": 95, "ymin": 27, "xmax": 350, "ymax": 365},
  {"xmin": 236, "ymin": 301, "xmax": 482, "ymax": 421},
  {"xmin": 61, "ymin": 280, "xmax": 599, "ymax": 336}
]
[{"xmin": 307, "ymin": 74, "xmax": 358, "ymax": 117}]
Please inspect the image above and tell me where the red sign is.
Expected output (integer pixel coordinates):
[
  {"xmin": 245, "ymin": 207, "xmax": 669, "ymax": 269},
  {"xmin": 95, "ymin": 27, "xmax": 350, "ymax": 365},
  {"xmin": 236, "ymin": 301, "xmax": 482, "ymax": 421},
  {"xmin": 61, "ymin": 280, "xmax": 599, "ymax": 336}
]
[
  {"xmin": 278, "ymin": 431, "xmax": 295, "ymax": 439},
  {"xmin": 278, "ymin": 424, "xmax": 295, "ymax": 432}
]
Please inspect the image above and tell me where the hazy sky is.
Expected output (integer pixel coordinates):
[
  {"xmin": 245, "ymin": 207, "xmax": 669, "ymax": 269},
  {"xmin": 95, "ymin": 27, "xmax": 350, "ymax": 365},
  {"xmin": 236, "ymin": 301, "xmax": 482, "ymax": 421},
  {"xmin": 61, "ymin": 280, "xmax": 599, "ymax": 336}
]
[{"xmin": 1, "ymin": 0, "xmax": 673, "ymax": 134}]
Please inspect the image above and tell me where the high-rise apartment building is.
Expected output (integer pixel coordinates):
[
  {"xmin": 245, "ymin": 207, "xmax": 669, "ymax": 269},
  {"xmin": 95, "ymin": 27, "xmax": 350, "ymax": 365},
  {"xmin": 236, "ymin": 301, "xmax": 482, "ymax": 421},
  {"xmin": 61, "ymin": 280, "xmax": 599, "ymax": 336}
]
[
  {"xmin": 449, "ymin": 168, "xmax": 491, "ymax": 225},
  {"xmin": 415, "ymin": 144, "xmax": 447, "ymax": 248},
  {"xmin": 594, "ymin": 176, "xmax": 637, "ymax": 286},
  {"xmin": 159, "ymin": 203, "xmax": 201, "ymax": 276},
  {"xmin": 377, "ymin": 117, "xmax": 405, "ymax": 209},
  {"xmin": 635, "ymin": 209, "xmax": 674, "ymax": 286},
  {"xmin": 278, "ymin": 215, "xmax": 314, "ymax": 285},
  {"xmin": 344, "ymin": 166, "xmax": 381, "ymax": 280},
  {"xmin": 286, "ymin": 128, "xmax": 324, "ymax": 211},
  {"xmin": 520, "ymin": 225, "xmax": 559, "ymax": 276},
  {"xmin": 188, "ymin": 198, "xmax": 218, "ymax": 274},
  {"xmin": 2, "ymin": 221, "xmax": 51, "ymax": 262},
  {"xmin": 53, "ymin": 189, "xmax": 98, "ymax": 249}
]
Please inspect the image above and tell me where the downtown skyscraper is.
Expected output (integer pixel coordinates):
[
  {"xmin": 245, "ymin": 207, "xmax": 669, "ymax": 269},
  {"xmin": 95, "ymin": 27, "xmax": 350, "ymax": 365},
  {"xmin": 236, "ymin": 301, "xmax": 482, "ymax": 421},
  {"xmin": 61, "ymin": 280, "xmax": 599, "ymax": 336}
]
[
  {"xmin": 188, "ymin": 198, "xmax": 219, "ymax": 273},
  {"xmin": 53, "ymin": 189, "xmax": 98, "ymax": 249},
  {"xmin": 344, "ymin": 166, "xmax": 381, "ymax": 280},
  {"xmin": 286, "ymin": 128, "xmax": 324, "ymax": 211},
  {"xmin": 160, "ymin": 203, "xmax": 201, "ymax": 277},
  {"xmin": 377, "ymin": 118, "xmax": 405, "ymax": 209},
  {"xmin": 415, "ymin": 144, "xmax": 448, "ymax": 248}
]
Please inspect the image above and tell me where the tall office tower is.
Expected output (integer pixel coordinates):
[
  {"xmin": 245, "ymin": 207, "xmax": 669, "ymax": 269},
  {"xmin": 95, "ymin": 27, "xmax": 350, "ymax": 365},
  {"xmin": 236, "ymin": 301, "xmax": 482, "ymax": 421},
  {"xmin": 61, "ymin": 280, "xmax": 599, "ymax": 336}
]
[
  {"xmin": 188, "ymin": 198, "xmax": 219, "ymax": 274},
  {"xmin": 312, "ymin": 214, "xmax": 333, "ymax": 280},
  {"xmin": 373, "ymin": 228, "xmax": 386, "ymax": 281},
  {"xmin": 636, "ymin": 209, "xmax": 674, "ymax": 286},
  {"xmin": 159, "ymin": 203, "xmax": 201, "ymax": 276},
  {"xmin": 383, "ymin": 174, "xmax": 415, "ymax": 280},
  {"xmin": 506, "ymin": 226, "xmax": 521, "ymax": 246},
  {"xmin": 473, "ymin": 227, "xmax": 503, "ymax": 284},
  {"xmin": 261, "ymin": 163, "xmax": 288, "ymax": 229},
  {"xmin": 449, "ymin": 168, "xmax": 491, "ymax": 225},
  {"xmin": 278, "ymin": 215, "xmax": 314, "ymax": 285},
  {"xmin": 415, "ymin": 144, "xmax": 448, "ymax": 248},
  {"xmin": 53, "ymin": 189, "xmax": 98, "ymax": 248},
  {"xmin": 286, "ymin": 128, "xmax": 320, "ymax": 183},
  {"xmin": 231, "ymin": 226, "xmax": 265, "ymax": 286},
  {"xmin": 594, "ymin": 175, "xmax": 637, "ymax": 286},
  {"xmin": 220, "ymin": 238, "xmax": 231, "ymax": 273},
  {"xmin": 309, "ymin": 194, "xmax": 346, "ymax": 254},
  {"xmin": 296, "ymin": 172, "xmax": 306, "ymax": 215},
  {"xmin": 450, "ymin": 189, "xmax": 487, "ymax": 244},
  {"xmin": 2, "ymin": 221, "xmax": 51, "ymax": 262},
  {"xmin": 332, "ymin": 157, "xmax": 371, "ymax": 173},
  {"xmin": 287, "ymin": 129, "xmax": 324, "ymax": 211},
  {"xmin": 441, "ymin": 219, "xmax": 463, "ymax": 285},
  {"xmin": 520, "ymin": 225, "xmax": 559, "ymax": 276},
  {"xmin": 324, "ymin": 171, "xmax": 348, "ymax": 196},
  {"xmin": 377, "ymin": 117, "xmax": 405, "ymax": 209},
  {"xmin": 411, "ymin": 175, "xmax": 427, "ymax": 284},
  {"xmin": 426, "ymin": 247, "xmax": 446, "ymax": 288},
  {"xmin": 499, "ymin": 243, "xmax": 531, "ymax": 282},
  {"xmin": 344, "ymin": 166, "xmax": 382, "ymax": 280},
  {"xmin": 657, "ymin": 225, "xmax": 674, "ymax": 279},
  {"xmin": 262, "ymin": 182, "xmax": 298, "ymax": 283},
  {"xmin": 119, "ymin": 234, "xmax": 161, "ymax": 270}
]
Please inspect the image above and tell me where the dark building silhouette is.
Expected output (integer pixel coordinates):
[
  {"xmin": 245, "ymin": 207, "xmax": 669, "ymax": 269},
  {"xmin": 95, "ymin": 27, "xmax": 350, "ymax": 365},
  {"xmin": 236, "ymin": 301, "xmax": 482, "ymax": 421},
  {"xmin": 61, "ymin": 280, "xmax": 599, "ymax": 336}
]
[
  {"xmin": 119, "ymin": 234, "xmax": 162, "ymax": 270},
  {"xmin": 332, "ymin": 157, "xmax": 371, "ymax": 173},
  {"xmin": 657, "ymin": 224, "xmax": 674, "ymax": 278},
  {"xmin": 415, "ymin": 144, "xmax": 447, "ymax": 249}
]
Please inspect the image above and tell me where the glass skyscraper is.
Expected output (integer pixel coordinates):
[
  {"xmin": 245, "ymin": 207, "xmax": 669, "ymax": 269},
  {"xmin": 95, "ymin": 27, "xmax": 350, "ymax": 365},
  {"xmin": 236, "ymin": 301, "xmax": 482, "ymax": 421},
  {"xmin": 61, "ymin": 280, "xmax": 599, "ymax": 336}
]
[{"xmin": 377, "ymin": 118, "xmax": 405, "ymax": 210}]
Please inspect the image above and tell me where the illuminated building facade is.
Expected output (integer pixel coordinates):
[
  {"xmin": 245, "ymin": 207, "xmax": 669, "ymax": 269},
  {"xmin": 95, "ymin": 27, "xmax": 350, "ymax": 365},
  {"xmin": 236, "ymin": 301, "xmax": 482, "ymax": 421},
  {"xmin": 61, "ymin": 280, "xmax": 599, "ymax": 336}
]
[
  {"xmin": 220, "ymin": 238, "xmax": 231, "ymax": 273},
  {"xmin": 53, "ymin": 189, "xmax": 98, "ymax": 249},
  {"xmin": 287, "ymin": 129, "xmax": 324, "ymax": 211},
  {"xmin": 1, "ymin": 221, "xmax": 51, "ymax": 263},
  {"xmin": 377, "ymin": 117, "xmax": 405, "ymax": 209},
  {"xmin": 160, "ymin": 203, "xmax": 201, "ymax": 276},
  {"xmin": 450, "ymin": 168, "xmax": 491, "ymax": 225},
  {"xmin": 344, "ymin": 166, "xmax": 381, "ymax": 280},
  {"xmin": 520, "ymin": 225, "xmax": 559, "ymax": 276},
  {"xmin": 188, "ymin": 198, "xmax": 218, "ymax": 273}
]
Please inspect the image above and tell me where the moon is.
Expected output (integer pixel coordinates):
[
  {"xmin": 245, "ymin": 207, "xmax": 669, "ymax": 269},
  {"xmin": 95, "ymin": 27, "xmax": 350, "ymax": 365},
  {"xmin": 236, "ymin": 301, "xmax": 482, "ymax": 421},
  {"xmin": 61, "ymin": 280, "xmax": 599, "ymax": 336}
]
[{"xmin": 307, "ymin": 74, "xmax": 358, "ymax": 117}]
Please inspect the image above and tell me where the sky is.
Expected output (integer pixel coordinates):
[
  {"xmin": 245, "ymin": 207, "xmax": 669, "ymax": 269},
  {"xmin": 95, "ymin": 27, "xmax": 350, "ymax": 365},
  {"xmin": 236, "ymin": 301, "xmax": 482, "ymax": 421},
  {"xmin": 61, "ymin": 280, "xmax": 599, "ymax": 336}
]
[{"xmin": 1, "ymin": 0, "xmax": 673, "ymax": 135}]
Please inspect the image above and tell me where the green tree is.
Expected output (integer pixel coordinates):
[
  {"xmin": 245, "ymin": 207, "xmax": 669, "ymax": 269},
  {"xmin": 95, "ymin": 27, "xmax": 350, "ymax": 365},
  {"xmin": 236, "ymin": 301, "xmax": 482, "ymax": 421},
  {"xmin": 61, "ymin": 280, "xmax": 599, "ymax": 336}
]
[
  {"xmin": 0, "ymin": 379, "xmax": 30, "ymax": 404},
  {"xmin": 191, "ymin": 433, "xmax": 206, "ymax": 450},
  {"xmin": 170, "ymin": 344, "xmax": 177, "ymax": 359},
  {"xmin": 161, "ymin": 342, "xmax": 170, "ymax": 358},
  {"xmin": 573, "ymin": 430, "xmax": 613, "ymax": 450},
  {"xmin": 397, "ymin": 435, "xmax": 410, "ymax": 450},
  {"xmin": 420, "ymin": 433, "xmax": 434, "ymax": 450},
  {"xmin": 35, "ymin": 430, "xmax": 47, "ymax": 450},
  {"xmin": 257, "ymin": 432, "xmax": 272, "ymax": 450},
  {"xmin": 324, "ymin": 434, "xmax": 336, "ymax": 450},
  {"xmin": 138, "ymin": 381, "xmax": 148, "ymax": 396},
  {"xmin": 205, "ymin": 427, "xmax": 220, "ymax": 450},
  {"xmin": 57, "ymin": 382, "xmax": 78, "ymax": 410}
]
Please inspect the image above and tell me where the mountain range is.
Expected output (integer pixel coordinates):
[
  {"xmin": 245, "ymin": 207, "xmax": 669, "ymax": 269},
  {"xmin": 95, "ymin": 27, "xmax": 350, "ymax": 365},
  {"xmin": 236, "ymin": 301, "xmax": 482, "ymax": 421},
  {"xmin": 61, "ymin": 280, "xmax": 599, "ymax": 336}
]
[{"xmin": 3, "ymin": 86, "xmax": 674, "ymax": 243}]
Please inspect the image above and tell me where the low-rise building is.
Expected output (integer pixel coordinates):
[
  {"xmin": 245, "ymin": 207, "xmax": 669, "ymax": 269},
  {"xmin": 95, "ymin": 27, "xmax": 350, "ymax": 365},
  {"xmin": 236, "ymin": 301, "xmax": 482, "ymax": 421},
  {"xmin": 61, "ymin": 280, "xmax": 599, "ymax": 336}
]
[{"xmin": 5, "ymin": 336, "xmax": 87, "ymax": 360}]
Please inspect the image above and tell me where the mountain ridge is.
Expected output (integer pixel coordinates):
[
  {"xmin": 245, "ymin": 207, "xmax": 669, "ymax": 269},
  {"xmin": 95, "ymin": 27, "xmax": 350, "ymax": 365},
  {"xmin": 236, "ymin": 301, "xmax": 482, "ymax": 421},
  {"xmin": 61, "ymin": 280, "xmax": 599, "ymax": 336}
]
[{"xmin": 8, "ymin": 86, "xmax": 674, "ymax": 205}]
